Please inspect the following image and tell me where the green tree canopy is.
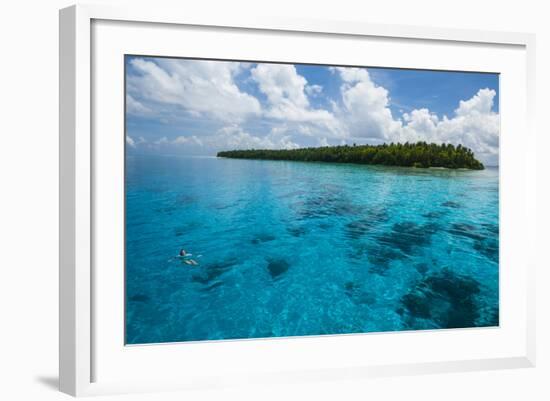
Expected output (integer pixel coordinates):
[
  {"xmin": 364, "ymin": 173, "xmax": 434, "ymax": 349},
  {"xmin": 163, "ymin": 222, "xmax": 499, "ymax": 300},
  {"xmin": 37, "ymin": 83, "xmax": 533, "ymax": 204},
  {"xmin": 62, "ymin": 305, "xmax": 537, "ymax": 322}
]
[{"xmin": 217, "ymin": 142, "xmax": 485, "ymax": 170}]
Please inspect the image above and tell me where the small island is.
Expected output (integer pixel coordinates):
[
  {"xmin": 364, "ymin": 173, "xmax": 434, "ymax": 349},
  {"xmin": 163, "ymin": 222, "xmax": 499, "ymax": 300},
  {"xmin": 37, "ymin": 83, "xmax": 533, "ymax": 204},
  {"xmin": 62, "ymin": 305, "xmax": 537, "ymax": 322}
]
[{"xmin": 217, "ymin": 141, "xmax": 485, "ymax": 170}]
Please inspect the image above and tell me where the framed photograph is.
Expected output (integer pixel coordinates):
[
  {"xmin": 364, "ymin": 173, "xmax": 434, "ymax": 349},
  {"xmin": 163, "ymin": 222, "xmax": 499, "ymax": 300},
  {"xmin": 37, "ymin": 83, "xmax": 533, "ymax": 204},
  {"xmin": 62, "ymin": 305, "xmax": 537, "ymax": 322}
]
[{"xmin": 59, "ymin": 4, "xmax": 536, "ymax": 396}]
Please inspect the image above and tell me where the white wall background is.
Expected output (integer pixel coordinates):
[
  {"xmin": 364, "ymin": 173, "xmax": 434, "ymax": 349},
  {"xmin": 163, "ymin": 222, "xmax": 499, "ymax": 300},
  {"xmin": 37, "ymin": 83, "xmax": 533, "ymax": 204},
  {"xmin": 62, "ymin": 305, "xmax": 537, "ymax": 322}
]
[{"xmin": 0, "ymin": 0, "xmax": 547, "ymax": 399}]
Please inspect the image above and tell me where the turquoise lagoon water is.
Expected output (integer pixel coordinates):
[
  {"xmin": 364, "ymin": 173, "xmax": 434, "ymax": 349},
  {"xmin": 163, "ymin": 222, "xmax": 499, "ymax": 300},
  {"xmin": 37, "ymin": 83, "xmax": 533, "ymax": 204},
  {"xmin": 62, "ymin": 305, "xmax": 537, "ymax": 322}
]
[{"xmin": 125, "ymin": 155, "xmax": 499, "ymax": 344}]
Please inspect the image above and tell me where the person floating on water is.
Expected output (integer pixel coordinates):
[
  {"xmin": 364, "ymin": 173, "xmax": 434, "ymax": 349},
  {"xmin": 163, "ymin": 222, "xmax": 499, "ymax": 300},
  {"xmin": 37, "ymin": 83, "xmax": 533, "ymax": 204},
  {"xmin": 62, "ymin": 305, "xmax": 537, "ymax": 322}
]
[{"xmin": 179, "ymin": 248, "xmax": 199, "ymax": 266}]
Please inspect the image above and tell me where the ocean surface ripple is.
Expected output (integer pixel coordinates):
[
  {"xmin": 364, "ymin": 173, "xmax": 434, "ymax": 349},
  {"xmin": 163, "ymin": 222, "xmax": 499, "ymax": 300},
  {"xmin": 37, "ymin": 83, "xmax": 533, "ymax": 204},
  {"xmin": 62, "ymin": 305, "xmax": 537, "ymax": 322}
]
[{"xmin": 126, "ymin": 155, "xmax": 499, "ymax": 344}]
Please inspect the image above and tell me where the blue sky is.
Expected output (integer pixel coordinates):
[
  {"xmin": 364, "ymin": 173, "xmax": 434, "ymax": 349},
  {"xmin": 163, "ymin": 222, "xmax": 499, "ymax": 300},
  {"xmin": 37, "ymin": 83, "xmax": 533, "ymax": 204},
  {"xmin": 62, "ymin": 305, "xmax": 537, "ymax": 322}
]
[{"xmin": 126, "ymin": 56, "xmax": 500, "ymax": 165}]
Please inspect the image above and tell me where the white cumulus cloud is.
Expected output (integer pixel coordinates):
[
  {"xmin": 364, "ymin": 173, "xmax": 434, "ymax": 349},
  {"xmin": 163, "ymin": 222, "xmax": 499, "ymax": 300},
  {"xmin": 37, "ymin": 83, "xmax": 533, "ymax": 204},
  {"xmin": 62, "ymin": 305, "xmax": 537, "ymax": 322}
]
[
  {"xmin": 126, "ymin": 135, "xmax": 146, "ymax": 147},
  {"xmin": 127, "ymin": 58, "xmax": 261, "ymax": 122},
  {"xmin": 251, "ymin": 64, "xmax": 345, "ymax": 138},
  {"xmin": 126, "ymin": 135, "xmax": 136, "ymax": 147},
  {"xmin": 173, "ymin": 135, "xmax": 204, "ymax": 146},
  {"xmin": 126, "ymin": 94, "xmax": 152, "ymax": 115},
  {"xmin": 215, "ymin": 125, "xmax": 299, "ymax": 150},
  {"xmin": 400, "ymin": 89, "xmax": 499, "ymax": 165},
  {"xmin": 334, "ymin": 67, "xmax": 402, "ymax": 141},
  {"xmin": 305, "ymin": 84, "xmax": 323, "ymax": 96},
  {"xmin": 455, "ymin": 88, "xmax": 496, "ymax": 116}
]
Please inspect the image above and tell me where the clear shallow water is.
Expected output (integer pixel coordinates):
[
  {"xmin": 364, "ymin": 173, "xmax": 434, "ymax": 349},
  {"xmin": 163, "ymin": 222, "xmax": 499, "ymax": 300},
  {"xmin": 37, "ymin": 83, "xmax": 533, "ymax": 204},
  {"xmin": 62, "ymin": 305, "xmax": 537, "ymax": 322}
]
[{"xmin": 125, "ymin": 155, "xmax": 499, "ymax": 344}]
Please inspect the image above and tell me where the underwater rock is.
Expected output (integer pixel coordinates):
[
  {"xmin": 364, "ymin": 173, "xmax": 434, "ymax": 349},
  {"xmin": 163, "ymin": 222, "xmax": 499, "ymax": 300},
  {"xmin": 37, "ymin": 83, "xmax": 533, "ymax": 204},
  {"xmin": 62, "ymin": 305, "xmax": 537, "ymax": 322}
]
[
  {"xmin": 367, "ymin": 246, "xmax": 402, "ymax": 275},
  {"xmin": 481, "ymin": 223, "xmax": 499, "ymax": 235},
  {"xmin": 477, "ymin": 307, "xmax": 499, "ymax": 327},
  {"xmin": 422, "ymin": 210, "xmax": 446, "ymax": 219},
  {"xmin": 266, "ymin": 258, "xmax": 290, "ymax": 279},
  {"xmin": 415, "ymin": 263, "xmax": 430, "ymax": 274},
  {"xmin": 333, "ymin": 202, "xmax": 364, "ymax": 216},
  {"xmin": 344, "ymin": 281, "xmax": 376, "ymax": 305},
  {"xmin": 441, "ymin": 201, "xmax": 461, "ymax": 209},
  {"xmin": 358, "ymin": 292, "xmax": 377, "ymax": 305},
  {"xmin": 352, "ymin": 221, "xmax": 438, "ymax": 275},
  {"xmin": 296, "ymin": 191, "xmax": 362, "ymax": 220},
  {"xmin": 287, "ymin": 225, "xmax": 308, "ymax": 237},
  {"xmin": 345, "ymin": 220, "xmax": 372, "ymax": 240},
  {"xmin": 191, "ymin": 259, "xmax": 238, "ymax": 285},
  {"xmin": 473, "ymin": 239, "xmax": 499, "ymax": 263},
  {"xmin": 204, "ymin": 281, "xmax": 223, "ymax": 291},
  {"xmin": 401, "ymin": 291, "xmax": 432, "ymax": 319},
  {"xmin": 448, "ymin": 223, "xmax": 486, "ymax": 241},
  {"xmin": 345, "ymin": 208, "xmax": 388, "ymax": 240},
  {"xmin": 251, "ymin": 233, "xmax": 276, "ymax": 244},
  {"xmin": 377, "ymin": 221, "xmax": 438, "ymax": 255},
  {"xmin": 318, "ymin": 221, "xmax": 333, "ymax": 230},
  {"xmin": 399, "ymin": 268, "xmax": 482, "ymax": 329},
  {"xmin": 294, "ymin": 194, "xmax": 334, "ymax": 219},
  {"xmin": 129, "ymin": 294, "xmax": 150, "ymax": 303},
  {"xmin": 447, "ymin": 222, "xmax": 499, "ymax": 263},
  {"xmin": 344, "ymin": 281, "xmax": 359, "ymax": 296}
]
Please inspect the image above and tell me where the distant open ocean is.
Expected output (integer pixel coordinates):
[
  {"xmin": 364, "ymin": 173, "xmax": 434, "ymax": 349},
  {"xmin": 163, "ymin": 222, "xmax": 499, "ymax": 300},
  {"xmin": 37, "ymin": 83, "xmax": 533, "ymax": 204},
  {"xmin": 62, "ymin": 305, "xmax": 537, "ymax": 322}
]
[{"xmin": 125, "ymin": 154, "xmax": 499, "ymax": 344}]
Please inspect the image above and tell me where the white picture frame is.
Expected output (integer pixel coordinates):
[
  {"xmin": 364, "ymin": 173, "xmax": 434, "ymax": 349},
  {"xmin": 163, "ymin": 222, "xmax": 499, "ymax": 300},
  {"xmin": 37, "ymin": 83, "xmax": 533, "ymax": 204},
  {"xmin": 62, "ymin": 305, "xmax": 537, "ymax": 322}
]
[{"xmin": 59, "ymin": 3, "xmax": 536, "ymax": 397}]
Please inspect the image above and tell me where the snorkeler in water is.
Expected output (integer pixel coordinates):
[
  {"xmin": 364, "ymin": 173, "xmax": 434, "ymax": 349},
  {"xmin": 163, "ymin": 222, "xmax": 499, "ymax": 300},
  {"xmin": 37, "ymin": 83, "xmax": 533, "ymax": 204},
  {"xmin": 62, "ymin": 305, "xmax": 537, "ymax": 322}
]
[{"xmin": 178, "ymin": 248, "xmax": 198, "ymax": 265}]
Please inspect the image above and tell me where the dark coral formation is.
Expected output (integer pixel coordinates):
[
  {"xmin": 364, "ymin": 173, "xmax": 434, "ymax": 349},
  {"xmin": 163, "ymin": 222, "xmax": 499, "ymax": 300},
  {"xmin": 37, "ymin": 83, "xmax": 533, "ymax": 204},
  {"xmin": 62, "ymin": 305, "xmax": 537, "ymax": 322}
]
[
  {"xmin": 398, "ymin": 268, "xmax": 489, "ymax": 329},
  {"xmin": 266, "ymin": 258, "xmax": 291, "ymax": 279}
]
